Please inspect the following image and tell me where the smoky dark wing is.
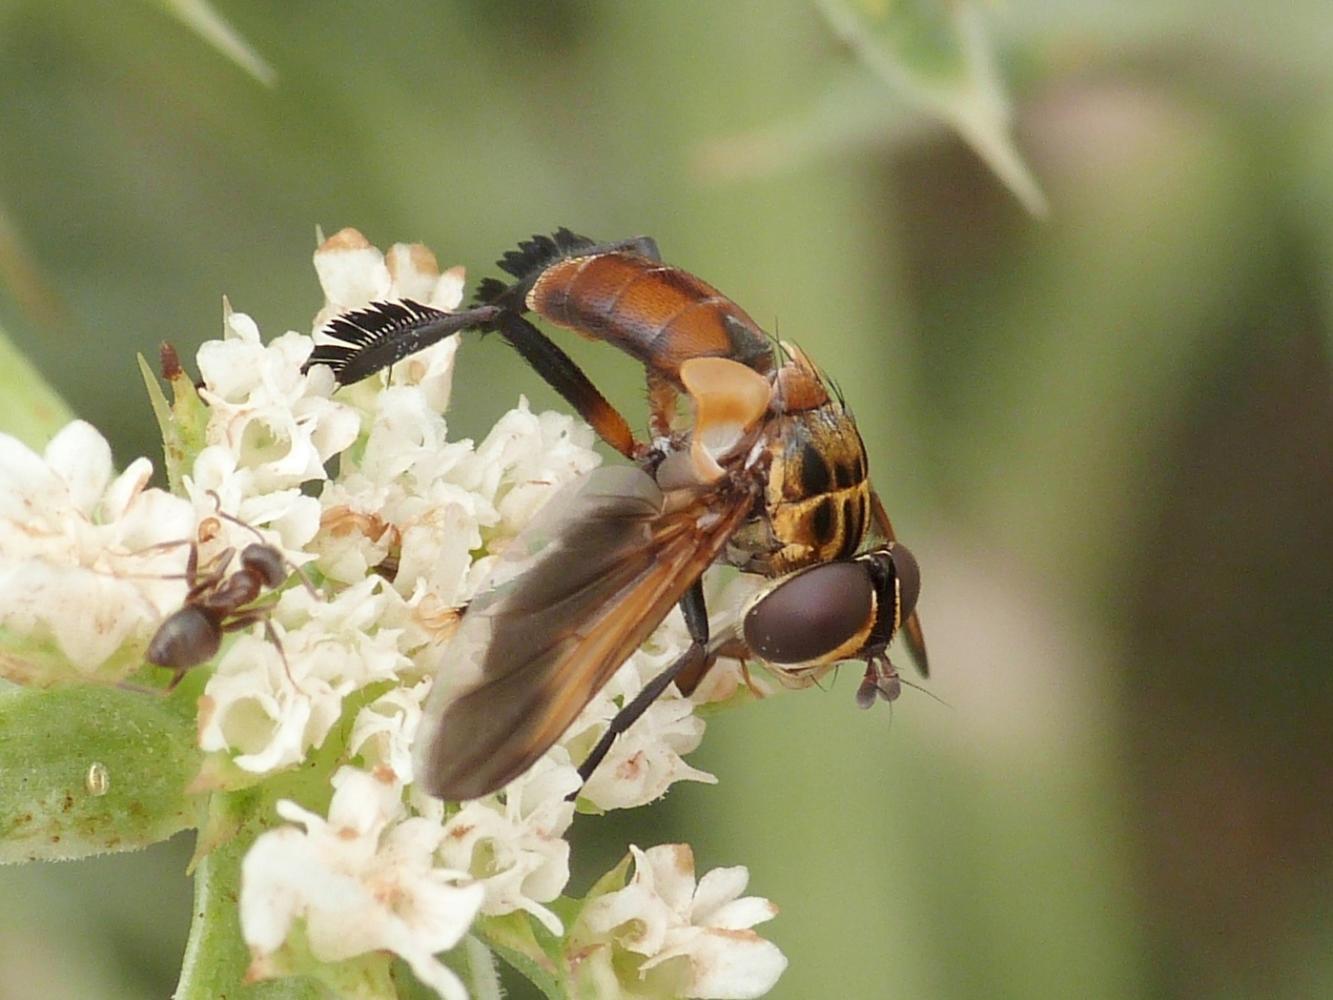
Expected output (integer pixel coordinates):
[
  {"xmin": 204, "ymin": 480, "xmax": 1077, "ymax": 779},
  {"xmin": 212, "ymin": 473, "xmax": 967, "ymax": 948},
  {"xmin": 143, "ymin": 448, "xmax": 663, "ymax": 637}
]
[
  {"xmin": 414, "ymin": 465, "xmax": 750, "ymax": 801},
  {"xmin": 303, "ymin": 299, "xmax": 492, "ymax": 385}
]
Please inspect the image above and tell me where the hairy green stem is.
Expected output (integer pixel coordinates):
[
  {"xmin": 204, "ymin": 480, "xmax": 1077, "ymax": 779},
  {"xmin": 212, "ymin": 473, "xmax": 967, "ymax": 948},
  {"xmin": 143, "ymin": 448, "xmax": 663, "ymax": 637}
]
[
  {"xmin": 176, "ymin": 801, "xmax": 323, "ymax": 1000},
  {"xmin": 463, "ymin": 936, "xmax": 503, "ymax": 1000}
]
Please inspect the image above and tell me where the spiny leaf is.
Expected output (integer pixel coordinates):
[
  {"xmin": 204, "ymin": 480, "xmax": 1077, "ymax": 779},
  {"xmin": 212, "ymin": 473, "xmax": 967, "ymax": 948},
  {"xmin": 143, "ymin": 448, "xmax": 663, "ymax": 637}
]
[
  {"xmin": 138, "ymin": 347, "xmax": 208, "ymax": 495},
  {"xmin": 817, "ymin": 0, "xmax": 1047, "ymax": 215},
  {"xmin": 153, "ymin": 0, "xmax": 277, "ymax": 86}
]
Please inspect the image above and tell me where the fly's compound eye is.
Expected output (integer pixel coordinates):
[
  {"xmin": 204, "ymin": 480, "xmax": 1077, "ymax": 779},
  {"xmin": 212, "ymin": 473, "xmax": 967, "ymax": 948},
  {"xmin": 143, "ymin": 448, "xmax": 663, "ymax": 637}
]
[
  {"xmin": 888, "ymin": 542, "xmax": 920, "ymax": 622},
  {"xmin": 742, "ymin": 561, "xmax": 875, "ymax": 665}
]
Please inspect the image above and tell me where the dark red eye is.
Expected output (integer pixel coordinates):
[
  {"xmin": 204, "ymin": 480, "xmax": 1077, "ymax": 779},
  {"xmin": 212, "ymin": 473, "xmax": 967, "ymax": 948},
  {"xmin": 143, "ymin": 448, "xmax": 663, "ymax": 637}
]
[
  {"xmin": 889, "ymin": 543, "xmax": 919, "ymax": 620},
  {"xmin": 743, "ymin": 561, "xmax": 874, "ymax": 665}
]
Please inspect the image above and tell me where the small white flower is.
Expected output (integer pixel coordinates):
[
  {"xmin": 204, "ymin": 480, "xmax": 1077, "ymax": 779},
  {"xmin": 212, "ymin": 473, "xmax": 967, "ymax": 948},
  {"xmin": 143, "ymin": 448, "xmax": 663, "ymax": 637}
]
[
  {"xmin": 344, "ymin": 385, "xmax": 493, "ymax": 607},
  {"xmin": 456, "ymin": 402, "xmax": 601, "ymax": 538},
  {"xmin": 309, "ymin": 480, "xmax": 400, "ymax": 586},
  {"xmin": 197, "ymin": 311, "xmax": 359, "ymax": 494},
  {"xmin": 349, "ymin": 678, "xmax": 431, "ymax": 785},
  {"xmin": 438, "ymin": 754, "xmax": 580, "ymax": 935},
  {"xmin": 241, "ymin": 767, "xmax": 483, "ymax": 1000},
  {"xmin": 0, "ymin": 421, "xmax": 195, "ymax": 678},
  {"xmin": 199, "ymin": 577, "xmax": 409, "ymax": 774},
  {"xmin": 573, "ymin": 688, "xmax": 716, "ymax": 812},
  {"xmin": 312, "ymin": 228, "xmax": 393, "ymax": 318},
  {"xmin": 184, "ymin": 445, "xmax": 323, "ymax": 561},
  {"xmin": 577, "ymin": 844, "xmax": 787, "ymax": 999}
]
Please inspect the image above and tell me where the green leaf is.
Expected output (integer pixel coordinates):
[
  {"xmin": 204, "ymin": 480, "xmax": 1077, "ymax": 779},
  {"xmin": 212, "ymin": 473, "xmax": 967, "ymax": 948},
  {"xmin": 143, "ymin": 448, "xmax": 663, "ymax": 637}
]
[
  {"xmin": 0, "ymin": 685, "xmax": 201, "ymax": 863},
  {"xmin": 816, "ymin": 0, "xmax": 1047, "ymax": 214},
  {"xmin": 0, "ymin": 322, "xmax": 74, "ymax": 449},
  {"xmin": 138, "ymin": 348, "xmax": 209, "ymax": 496},
  {"xmin": 581, "ymin": 850, "xmax": 633, "ymax": 904},
  {"xmin": 152, "ymin": 0, "xmax": 277, "ymax": 86}
]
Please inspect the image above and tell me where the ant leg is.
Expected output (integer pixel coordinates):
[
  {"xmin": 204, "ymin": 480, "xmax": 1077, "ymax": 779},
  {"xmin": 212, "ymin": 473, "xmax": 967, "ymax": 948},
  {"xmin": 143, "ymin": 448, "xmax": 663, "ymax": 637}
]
[
  {"xmin": 219, "ymin": 608, "xmax": 268, "ymax": 635},
  {"xmin": 120, "ymin": 537, "xmax": 192, "ymax": 559},
  {"xmin": 184, "ymin": 538, "xmax": 199, "ymax": 588},
  {"xmin": 288, "ymin": 561, "xmax": 320, "ymax": 598},
  {"xmin": 181, "ymin": 546, "xmax": 234, "ymax": 602},
  {"xmin": 260, "ymin": 619, "xmax": 303, "ymax": 693},
  {"xmin": 119, "ymin": 539, "xmax": 201, "ymax": 580},
  {"xmin": 221, "ymin": 611, "xmax": 303, "ymax": 692},
  {"xmin": 206, "ymin": 490, "xmax": 280, "ymax": 552}
]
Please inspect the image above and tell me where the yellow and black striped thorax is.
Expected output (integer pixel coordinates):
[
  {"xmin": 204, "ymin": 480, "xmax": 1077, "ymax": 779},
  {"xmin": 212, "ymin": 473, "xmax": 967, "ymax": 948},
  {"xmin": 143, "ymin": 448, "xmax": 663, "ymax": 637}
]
[{"xmin": 758, "ymin": 402, "xmax": 871, "ymax": 576}]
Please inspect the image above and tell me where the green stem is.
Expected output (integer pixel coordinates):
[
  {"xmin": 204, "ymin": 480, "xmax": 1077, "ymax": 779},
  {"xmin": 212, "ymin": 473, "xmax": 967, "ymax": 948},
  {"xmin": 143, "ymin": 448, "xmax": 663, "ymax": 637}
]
[
  {"xmin": 463, "ymin": 936, "xmax": 503, "ymax": 1000},
  {"xmin": 177, "ymin": 824, "xmax": 253, "ymax": 997},
  {"xmin": 175, "ymin": 800, "xmax": 323, "ymax": 1000}
]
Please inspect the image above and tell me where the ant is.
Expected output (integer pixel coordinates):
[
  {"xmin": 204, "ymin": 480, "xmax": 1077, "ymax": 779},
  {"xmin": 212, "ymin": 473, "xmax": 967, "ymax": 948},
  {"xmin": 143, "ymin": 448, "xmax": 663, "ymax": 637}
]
[{"xmin": 145, "ymin": 494, "xmax": 310, "ymax": 690}]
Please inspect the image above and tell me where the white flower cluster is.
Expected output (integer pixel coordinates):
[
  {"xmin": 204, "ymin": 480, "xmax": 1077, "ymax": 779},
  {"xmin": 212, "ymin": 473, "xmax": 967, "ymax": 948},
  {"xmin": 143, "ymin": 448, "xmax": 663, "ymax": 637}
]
[
  {"xmin": 575, "ymin": 844, "xmax": 788, "ymax": 999},
  {"xmin": 242, "ymin": 767, "xmax": 484, "ymax": 1000},
  {"xmin": 0, "ymin": 421, "xmax": 193, "ymax": 680},
  {"xmin": 0, "ymin": 228, "xmax": 786, "ymax": 998}
]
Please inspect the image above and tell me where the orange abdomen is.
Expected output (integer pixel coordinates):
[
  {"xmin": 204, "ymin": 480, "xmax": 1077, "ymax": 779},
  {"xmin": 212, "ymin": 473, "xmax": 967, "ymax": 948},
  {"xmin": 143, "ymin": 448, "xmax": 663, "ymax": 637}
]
[{"xmin": 527, "ymin": 252, "xmax": 774, "ymax": 383}]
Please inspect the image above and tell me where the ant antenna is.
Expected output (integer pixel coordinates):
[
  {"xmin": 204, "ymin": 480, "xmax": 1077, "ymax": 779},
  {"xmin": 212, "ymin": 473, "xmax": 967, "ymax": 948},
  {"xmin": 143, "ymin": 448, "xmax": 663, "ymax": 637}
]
[
  {"xmin": 204, "ymin": 489, "xmax": 319, "ymax": 597},
  {"xmin": 205, "ymin": 489, "xmax": 265, "ymax": 544}
]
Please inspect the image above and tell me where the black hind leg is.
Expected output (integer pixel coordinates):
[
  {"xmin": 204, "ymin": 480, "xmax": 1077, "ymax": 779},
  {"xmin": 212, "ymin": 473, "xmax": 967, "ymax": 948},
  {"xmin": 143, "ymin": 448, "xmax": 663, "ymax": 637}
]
[{"xmin": 495, "ymin": 312, "xmax": 640, "ymax": 458}]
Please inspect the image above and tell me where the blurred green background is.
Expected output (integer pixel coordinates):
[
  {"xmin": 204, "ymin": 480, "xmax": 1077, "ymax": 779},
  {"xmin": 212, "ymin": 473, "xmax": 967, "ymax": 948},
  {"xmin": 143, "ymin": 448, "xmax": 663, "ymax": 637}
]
[{"xmin": 1, "ymin": 2, "xmax": 1330, "ymax": 998}]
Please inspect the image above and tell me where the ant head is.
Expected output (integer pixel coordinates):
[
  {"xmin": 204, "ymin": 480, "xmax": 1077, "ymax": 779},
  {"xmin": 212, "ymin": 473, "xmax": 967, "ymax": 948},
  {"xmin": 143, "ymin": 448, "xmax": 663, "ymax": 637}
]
[{"xmin": 241, "ymin": 544, "xmax": 288, "ymax": 589}]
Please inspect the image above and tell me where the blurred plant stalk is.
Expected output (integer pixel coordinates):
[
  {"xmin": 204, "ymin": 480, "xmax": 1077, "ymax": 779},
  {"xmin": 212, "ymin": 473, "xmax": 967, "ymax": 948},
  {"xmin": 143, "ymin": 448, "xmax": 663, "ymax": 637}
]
[{"xmin": 0, "ymin": 321, "xmax": 74, "ymax": 449}]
